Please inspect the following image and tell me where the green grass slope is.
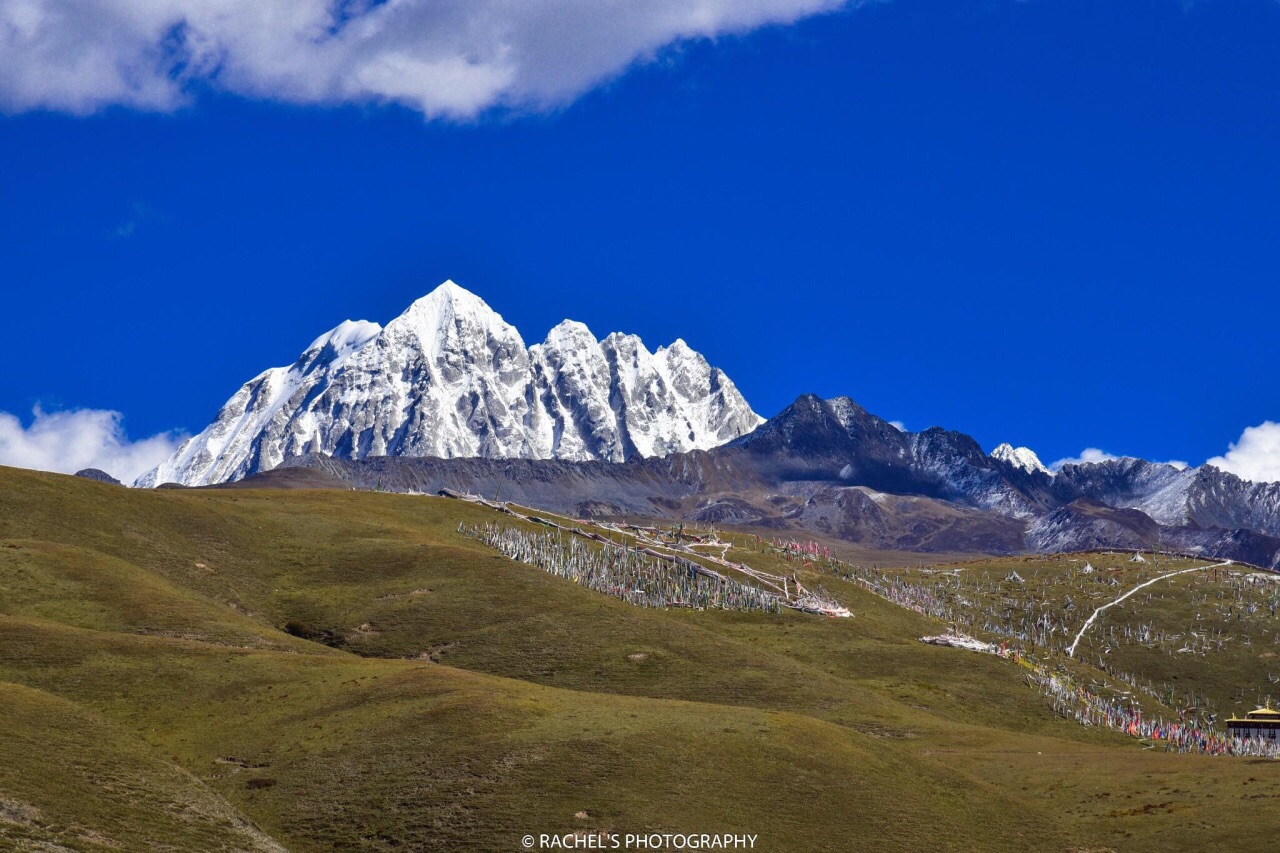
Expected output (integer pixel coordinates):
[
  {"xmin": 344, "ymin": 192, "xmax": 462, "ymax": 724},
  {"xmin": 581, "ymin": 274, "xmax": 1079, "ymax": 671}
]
[
  {"xmin": 3, "ymin": 466, "xmax": 1280, "ymax": 851},
  {"xmin": 892, "ymin": 553, "xmax": 1280, "ymax": 719},
  {"xmin": 1, "ymin": 680, "xmax": 283, "ymax": 852},
  {"xmin": 0, "ymin": 615, "xmax": 1060, "ymax": 851}
]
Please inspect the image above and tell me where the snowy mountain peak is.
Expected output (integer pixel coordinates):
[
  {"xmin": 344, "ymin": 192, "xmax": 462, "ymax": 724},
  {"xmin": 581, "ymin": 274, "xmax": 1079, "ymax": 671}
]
[
  {"xmin": 541, "ymin": 319, "xmax": 597, "ymax": 348},
  {"xmin": 991, "ymin": 443, "xmax": 1051, "ymax": 476},
  {"xmin": 391, "ymin": 279, "xmax": 524, "ymax": 358},
  {"xmin": 137, "ymin": 280, "xmax": 762, "ymax": 487},
  {"xmin": 408, "ymin": 278, "xmax": 491, "ymax": 314},
  {"xmin": 602, "ymin": 330, "xmax": 645, "ymax": 351},
  {"xmin": 306, "ymin": 319, "xmax": 382, "ymax": 355}
]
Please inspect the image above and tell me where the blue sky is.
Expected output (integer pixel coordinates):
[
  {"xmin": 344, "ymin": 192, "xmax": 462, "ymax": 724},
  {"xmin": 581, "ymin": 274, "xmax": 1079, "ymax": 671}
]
[{"xmin": 3, "ymin": 0, "xmax": 1280, "ymax": 482}]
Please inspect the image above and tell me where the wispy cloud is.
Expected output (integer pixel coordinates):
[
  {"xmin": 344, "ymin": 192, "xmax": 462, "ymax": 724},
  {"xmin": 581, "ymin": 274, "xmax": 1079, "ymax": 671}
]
[
  {"xmin": 0, "ymin": 406, "xmax": 185, "ymax": 485},
  {"xmin": 1207, "ymin": 421, "xmax": 1280, "ymax": 484},
  {"xmin": 112, "ymin": 201, "xmax": 163, "ymax": 239},
  {"xmin": 0, "ymin": 0, "xmax": 852, "ymax": 117}
]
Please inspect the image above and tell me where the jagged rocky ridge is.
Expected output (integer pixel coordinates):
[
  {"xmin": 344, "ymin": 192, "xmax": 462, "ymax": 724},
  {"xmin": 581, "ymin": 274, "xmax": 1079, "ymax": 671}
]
[
  {"xmin": 269, "ymin": 394, "xmax": 1280, "ymax": 567},
  {"xmin": 138, "ymin": 281, "xmax": 762, "ymax": 487}
]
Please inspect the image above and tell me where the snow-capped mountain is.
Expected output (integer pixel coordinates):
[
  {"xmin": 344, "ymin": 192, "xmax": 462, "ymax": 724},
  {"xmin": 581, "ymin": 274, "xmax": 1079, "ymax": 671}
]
[
  {"xmin": 137, "ymin": 281, "xmax": 762, "ymax": 487},
  {"xmin": 990, "ymin": 443, "xmax": 1050, "ymax": 477}
]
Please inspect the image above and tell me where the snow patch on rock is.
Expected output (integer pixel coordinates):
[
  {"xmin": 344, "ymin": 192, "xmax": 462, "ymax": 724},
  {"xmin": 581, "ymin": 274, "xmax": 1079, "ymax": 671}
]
[{"xmin": 990, "ymin": 442, "xmax": 1051, "ymax": 477}]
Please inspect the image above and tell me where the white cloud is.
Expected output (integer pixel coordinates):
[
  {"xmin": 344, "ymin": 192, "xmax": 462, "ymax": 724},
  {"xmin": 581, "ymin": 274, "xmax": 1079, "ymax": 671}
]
[
  {"xmin": 888, "ymin": 420, "xmax": 906, "ymax": 432},
  {"xmin": 0, "ymin": 406, "xmax": 185, "ymax": 485},
  {"xmin": 0, "ymin": 0, "xmax": 853, "ymax": 117},
  {"xmin": 1207, "ymin": 421, "xmax": 1280, "ymax": 484}
]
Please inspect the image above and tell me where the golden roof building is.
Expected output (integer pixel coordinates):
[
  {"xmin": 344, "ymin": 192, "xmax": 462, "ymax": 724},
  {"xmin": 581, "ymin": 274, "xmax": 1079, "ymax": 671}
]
[{"xmin": 1226, "ymin": 705, "xmax": 1280, "ymax": 740}]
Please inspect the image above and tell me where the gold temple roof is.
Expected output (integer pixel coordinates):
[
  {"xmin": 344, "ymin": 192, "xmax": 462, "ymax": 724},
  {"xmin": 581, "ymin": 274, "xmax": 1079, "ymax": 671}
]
[{"xmin": 1227, "ymin": 704, "xmax": 1280, "ymax": 723}]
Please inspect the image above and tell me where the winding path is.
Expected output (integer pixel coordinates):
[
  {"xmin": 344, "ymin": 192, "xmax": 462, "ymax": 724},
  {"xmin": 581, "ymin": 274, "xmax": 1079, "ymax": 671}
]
[{"xmin": 1065, "ymin": 561, "xmax": 1230, "ymax": 658}]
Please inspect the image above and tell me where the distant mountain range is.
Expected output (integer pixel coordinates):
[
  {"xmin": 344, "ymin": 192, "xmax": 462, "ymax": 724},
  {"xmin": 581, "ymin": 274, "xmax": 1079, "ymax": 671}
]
[
  {"xmin": 272, "ymin": 394, "xmax": 1280, "ymax": 567},
  {"xmin": 140, "ymin": 281, "xmax": 1280, "ymax": 567}
]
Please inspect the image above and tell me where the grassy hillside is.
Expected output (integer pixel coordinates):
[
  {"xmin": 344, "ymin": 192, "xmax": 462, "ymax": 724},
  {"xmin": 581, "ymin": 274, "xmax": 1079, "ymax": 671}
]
[
  {"xmin": 889, "ymin": 553, "xmax": 1280, "ymax": 719},
  {"xmin": 4, "ymin": 466, "xmax": 1280, "ymax": 851}
]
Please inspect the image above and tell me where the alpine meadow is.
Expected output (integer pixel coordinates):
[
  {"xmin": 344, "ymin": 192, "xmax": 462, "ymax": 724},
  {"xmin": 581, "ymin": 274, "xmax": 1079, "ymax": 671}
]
[{"xmin": 7, "ymin": 1, "xmax": 1280, "ymax": 851}]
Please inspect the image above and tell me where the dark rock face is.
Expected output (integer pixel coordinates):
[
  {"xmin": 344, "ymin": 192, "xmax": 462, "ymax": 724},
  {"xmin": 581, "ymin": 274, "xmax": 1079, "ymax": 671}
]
[
  {"xmin": 726, "ymin": 395, "xmax": 927, "ymax": 496},
  {"xmin": 74, "ymin": 468, "xmax": 121, "ymax": 485},
  {"xmin": 1052, "ymin": 458, "xmax": 1181, "ymax": 505},
  {"xmin": 688, "ymin": 497, "xmax": 768, "ymax": 524},
  {"xmin": 1184, "ymin": 467, "xmax": 1280, "ymax": 534},
  {"xmin": 787, "ymin": 486, "xmax": 1027, "ymax": 554},
  {"xmin": 259, "ymin": 393, "xmax": 1280, "ymax": 568},
  {"xmin": 1026, "ymin": 500, "xmax": 1163, "ymax": 553}
]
